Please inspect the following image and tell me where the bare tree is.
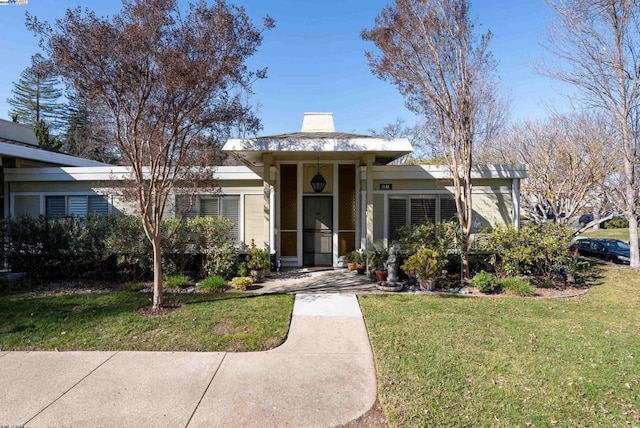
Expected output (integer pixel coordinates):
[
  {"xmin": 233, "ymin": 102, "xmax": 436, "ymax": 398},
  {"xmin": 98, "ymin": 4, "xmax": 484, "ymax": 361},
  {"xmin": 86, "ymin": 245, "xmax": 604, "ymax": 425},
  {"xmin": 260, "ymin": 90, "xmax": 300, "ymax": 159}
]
[
  {"xmin": 368, "ymin": 117, "xmax": 437, "ymax": 162},
  {"xmin": 362, "ymin": 0, "xmax": 503, "ymax": 279},
  {"xmin": 544, "ymin": 0, "xmax": 640, "ymax": 267},
  {"xmin": 29, "ymin": 0, "xmax": 273, "ymax": 310},
  {"xmin": 479, "ymin": 112, "xmax": 618, "ymax": 225}
]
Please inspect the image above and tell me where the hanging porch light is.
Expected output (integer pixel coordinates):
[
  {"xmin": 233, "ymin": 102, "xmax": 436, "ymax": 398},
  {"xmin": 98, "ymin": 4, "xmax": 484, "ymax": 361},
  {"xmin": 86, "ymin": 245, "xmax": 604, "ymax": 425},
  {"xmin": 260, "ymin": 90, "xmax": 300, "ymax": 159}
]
[{"xmin": 310, "ymin": 158, "xmax": 326, "ymax": 193}]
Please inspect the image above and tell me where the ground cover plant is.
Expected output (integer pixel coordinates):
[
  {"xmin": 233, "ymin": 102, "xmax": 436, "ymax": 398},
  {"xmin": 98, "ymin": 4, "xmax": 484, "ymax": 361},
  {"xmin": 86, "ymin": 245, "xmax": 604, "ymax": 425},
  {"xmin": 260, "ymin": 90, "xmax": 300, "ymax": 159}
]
[
  {"xmin": 360, "ymin": 265, "xmax": 640, "ymax": 427},
  {"xmin": 0, "ymin": 291, "xmax": 292, "ymax": 352}
]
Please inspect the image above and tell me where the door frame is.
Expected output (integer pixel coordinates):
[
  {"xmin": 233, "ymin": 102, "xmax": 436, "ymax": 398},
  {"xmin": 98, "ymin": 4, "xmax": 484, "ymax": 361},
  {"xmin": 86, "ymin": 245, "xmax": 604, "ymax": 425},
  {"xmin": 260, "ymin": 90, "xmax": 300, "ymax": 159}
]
[{"xmin": 302, "ymin": 194, "xmax": 333, "ymax": 267}]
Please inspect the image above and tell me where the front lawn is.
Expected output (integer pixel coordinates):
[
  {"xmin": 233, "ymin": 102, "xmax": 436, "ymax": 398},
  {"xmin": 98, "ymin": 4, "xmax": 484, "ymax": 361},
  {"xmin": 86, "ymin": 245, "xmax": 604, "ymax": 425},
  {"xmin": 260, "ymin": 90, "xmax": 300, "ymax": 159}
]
[
  {"xmin": 360, "ymin": 265, "xmax": 640, "ymax": 427},
  {"xmin": 581, "ymin": 227, "xmax": 640, "ymax": 241},
  {"xmin": 0, "ymin": 291, "xmax": 293, "ymax": 352}
]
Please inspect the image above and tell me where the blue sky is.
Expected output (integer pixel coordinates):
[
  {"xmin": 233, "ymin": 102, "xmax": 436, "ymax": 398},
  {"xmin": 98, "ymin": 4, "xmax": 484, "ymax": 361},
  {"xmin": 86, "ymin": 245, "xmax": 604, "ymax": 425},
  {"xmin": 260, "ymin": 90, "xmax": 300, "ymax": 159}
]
[{"xmin": 0, "ymin": 0, "xmax": 571, "ymax": 136}]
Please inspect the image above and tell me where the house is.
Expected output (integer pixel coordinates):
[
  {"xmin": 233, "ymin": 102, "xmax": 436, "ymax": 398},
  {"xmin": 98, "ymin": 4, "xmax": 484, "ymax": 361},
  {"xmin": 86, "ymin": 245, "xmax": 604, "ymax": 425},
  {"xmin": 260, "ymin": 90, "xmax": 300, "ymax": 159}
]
[{"xmin": 2, "ymin": 113, "xmax": 527, "ymax": 268}]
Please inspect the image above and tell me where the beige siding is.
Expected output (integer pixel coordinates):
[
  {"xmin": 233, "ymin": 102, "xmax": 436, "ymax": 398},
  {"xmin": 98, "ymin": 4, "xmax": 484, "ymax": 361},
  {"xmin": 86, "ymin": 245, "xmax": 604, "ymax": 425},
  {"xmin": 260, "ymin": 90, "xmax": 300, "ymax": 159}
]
[
  {"xmin": 365, "ymin": 178, "xmax": 513, "ymax": 193},
  {"xmin": 473, "ymin": 193, "xmax": 513, "ymax": 228},
  {"xmin": 11, "ymin": 181, "xmax": 101, "ymax": 193},
  {"xmin": 302, "ymin": 163, "xmax": 333, "ymax": 194},
  {"xmin": 244, "ymin": 194, "xmax": 267, "ymax": 246}
]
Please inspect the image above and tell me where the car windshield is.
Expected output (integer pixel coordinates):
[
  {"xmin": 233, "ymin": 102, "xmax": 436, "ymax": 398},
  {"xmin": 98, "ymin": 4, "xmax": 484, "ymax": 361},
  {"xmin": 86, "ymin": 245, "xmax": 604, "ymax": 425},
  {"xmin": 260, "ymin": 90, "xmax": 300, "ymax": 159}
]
[{"xmin": 603, "ymin": 240, "xmax": 630, "ymax": 251}]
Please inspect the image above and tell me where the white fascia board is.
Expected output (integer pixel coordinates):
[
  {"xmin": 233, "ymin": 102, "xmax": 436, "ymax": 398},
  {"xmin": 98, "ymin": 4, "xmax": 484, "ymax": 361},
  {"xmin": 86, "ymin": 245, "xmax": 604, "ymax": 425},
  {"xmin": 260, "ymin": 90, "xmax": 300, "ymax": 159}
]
[
  {"xmin": 4, "ymin": 165, "xmax": 262, "ymax": 182},
  {"xmin": 0, "ymin": 141, "xmax": 108, "ymax": 167},
  {"xmin": 223, "ymin": 137, "xmax": 413, "ymax": 153},
  {"xmin": 364, "ymin": 164, "xmax": 528, "ymax": 180}
]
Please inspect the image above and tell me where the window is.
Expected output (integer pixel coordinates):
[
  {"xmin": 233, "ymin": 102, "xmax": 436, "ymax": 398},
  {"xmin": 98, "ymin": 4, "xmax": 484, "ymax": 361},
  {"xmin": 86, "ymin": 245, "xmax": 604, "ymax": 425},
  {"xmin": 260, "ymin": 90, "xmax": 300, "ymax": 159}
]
[
  {"xmin": 388, "ymin": 195, "xmax": 457, "ymax": 242},
  {"xmin": 46, "ymin": 195, "xmax": 109, "ymax": 218},
  {"xmin": 176, "ymin": 195, "xmax": 240, "ymax": 239}
]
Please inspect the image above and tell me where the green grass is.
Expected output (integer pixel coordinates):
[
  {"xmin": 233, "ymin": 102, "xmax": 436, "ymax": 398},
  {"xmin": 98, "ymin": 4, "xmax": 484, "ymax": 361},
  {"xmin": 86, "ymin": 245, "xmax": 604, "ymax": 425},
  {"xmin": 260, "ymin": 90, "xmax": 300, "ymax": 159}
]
[
  {"xmin": 360, "ymin": 265, "xmax": 640, "ymax": 427},
  {"xmin": 581, "ymin": 227, "xmax": 639, "ymax": 241},
  {"xmin": 0, "ymin": 291, "xmax": 293, "ymax": 352}
]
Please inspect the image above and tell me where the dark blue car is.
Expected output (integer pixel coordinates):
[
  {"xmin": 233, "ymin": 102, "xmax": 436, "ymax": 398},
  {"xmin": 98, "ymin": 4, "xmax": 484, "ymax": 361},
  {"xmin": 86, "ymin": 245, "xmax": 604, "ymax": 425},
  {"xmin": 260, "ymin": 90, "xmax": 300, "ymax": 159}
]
[{"xmin": 570, "ymin": 238, "xmax": 631, "ymax": 265}]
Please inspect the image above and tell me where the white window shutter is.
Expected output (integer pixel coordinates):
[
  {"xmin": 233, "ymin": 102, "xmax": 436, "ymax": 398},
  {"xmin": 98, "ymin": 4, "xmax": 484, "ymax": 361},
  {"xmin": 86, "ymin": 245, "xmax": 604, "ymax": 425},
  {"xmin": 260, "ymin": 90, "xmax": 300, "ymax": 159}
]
[
  {"xmin": 200, "ymin": 198, "xmax": 220, "ymax": 217},
  {"xmin": 220, "ymin": 196, "xmax": 240, "ymax": 240},
  {"xmin": 388, "ymin": 197, "xmax": 407, "ymax": 242},
  {"xmin": 88, "ymin": 196, "xmax": 109, "ymax": 214},
  {"xmin": 68, "ymin": 196, "xmax": 88, "ymax": 217},
  {"xmin": 46, "ymin": 196, "xmax": 66, "ymax": 218}
]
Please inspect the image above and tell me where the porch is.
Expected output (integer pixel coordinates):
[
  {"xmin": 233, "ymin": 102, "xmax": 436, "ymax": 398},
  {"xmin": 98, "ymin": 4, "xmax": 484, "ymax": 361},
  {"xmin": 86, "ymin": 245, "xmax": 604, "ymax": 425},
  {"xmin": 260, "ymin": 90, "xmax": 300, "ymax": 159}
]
[{"xmin": 253, "ymin": 268, "xmax": 393, "ymax": 294}]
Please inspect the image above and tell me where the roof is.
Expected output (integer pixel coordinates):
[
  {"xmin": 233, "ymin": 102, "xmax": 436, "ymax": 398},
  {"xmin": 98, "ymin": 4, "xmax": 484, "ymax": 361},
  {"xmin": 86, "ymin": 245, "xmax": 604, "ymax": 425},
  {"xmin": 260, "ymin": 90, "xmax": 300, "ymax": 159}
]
[
  {"xmin": 223, "ymin": 112, "xmax": 413, "ymax": 166},
  {"xmin": 0, "ymin": 119, "xmax": 108, "ymax": 167},
  {"xmin": 0, "ymin": 138, "xmax": 108, "ymax": 167},
  {"xmin": 223, "ymin": 134, "xmax": 413, "ymax": 166}
]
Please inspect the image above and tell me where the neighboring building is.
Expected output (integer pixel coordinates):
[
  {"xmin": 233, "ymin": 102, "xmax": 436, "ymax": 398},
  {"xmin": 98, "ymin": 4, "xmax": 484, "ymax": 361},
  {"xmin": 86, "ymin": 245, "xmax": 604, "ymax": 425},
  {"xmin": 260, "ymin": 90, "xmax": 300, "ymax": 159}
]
[
  {"xmin": 0, "ymin": 118, "xmax": 107, "ymax": 219},
  {"xmin": 2, "ymin": 113, "xmax": 527, "ymax": 268}
]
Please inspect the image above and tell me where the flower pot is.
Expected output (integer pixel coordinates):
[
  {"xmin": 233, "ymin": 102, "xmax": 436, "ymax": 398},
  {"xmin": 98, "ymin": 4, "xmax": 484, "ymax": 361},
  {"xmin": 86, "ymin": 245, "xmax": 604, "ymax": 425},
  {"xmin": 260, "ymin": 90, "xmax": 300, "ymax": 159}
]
[
  {"xmin": 420, "ymin": 278, "xmax": 436, "ymax": 291},
  {"xmin": 347, "ymin": 262, "xmax": 356, "ymax": 271},
  {"xmin": 356, "ymin": 265, "xmax": 366, "ymax": 275},
  {"xmin": 375, "ymin": 269, "xmax": 388, "ymax": 283}
]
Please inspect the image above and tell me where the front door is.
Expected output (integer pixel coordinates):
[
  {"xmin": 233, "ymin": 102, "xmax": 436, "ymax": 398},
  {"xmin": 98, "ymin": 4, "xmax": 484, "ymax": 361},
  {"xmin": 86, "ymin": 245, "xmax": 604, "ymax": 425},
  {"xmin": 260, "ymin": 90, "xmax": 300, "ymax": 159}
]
[{"xmin": 303, "ymin": 196, "xmax": 333, "ymax": 266}]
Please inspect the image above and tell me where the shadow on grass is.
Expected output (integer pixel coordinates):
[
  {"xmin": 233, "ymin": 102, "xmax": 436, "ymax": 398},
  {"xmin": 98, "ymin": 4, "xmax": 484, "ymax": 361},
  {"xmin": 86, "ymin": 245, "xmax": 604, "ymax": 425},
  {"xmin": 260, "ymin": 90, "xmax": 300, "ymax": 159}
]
[
  {"xmin": 580, "ymin": 264, "xmax": 607, "ymax": 288},
  {"xmin": 0, "ymin": 292, "xmax": 149, "ymax": 338}
]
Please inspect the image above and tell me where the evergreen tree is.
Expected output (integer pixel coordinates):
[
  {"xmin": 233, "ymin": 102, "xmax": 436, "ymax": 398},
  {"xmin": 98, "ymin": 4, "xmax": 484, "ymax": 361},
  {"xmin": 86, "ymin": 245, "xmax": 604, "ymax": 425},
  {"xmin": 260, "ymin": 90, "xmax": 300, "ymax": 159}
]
[
  {"xmin": 62, "ymin": 92, "xmax": 119, "ymax": 164},
  {"xmin": 7, "ymin": 53, "xmax": 65, "ymax": 131},
  {"xmin": 35, "ymin": 119, "xmax": 62, "ymax": 150}
]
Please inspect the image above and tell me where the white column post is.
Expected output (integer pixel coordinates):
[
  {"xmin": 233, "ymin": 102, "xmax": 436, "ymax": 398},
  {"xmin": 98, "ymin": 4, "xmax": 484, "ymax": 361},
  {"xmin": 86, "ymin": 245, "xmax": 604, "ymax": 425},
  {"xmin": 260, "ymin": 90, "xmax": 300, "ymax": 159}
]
[
  {"xmin": 512, "ymin": 178, "xmax": 521, "ymax": 230},
  {"xmin": 333, "ymin": 162, "xmax": 339, "ymax": 267}
]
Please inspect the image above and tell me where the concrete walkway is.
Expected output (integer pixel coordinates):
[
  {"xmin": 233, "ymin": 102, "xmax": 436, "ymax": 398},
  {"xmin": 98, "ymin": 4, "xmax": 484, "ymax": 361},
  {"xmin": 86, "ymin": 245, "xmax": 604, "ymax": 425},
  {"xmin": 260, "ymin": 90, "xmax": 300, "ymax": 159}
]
[{"xmin": 0, "ymin": 294, "xmax": 376, "ymax": 428}]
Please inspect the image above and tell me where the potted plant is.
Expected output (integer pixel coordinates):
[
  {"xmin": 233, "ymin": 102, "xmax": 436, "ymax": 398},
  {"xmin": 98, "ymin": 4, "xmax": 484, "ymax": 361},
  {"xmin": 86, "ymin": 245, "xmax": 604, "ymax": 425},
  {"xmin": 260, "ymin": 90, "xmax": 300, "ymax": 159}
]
[
  {"xmin": 246, "ymin": 240, "xmax": 271, "ymax": 282},
  {"xmin": 368, "ymin": 247, "xmax": 389, "ymax": 283},
  {"xmin": 345, "ymin": 250, "xmax": 360, "ymax": 271},
  {"xmin": 401, "ymin": 247, "xmax": 443, "ymax": 291},
  {"xmin": 353, "ymin": 251, "xmax": 366, "ymax": 274}
]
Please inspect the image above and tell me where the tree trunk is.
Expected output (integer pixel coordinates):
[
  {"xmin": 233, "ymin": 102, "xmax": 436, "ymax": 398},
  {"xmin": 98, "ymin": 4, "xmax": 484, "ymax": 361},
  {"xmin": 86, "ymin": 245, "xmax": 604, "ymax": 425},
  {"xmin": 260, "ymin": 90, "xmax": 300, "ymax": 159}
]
[
  {"xmin": 151, "ymin": 235, "xmax": 163, "ymax": 310},
  {"xmin": 461, "ymin": 233, "xmax": 470, "ymax": 283},
  {"xmin": 629, "ymin": 212, "xmax": 639, "ymax": 269}
]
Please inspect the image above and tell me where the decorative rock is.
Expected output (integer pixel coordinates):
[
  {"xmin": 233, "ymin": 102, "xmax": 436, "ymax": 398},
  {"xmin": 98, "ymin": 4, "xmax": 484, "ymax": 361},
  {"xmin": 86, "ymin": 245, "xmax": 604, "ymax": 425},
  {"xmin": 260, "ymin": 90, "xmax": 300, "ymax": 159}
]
[{"xmin": 376, "ymin": 281, "xmax": 405, "ymax": 292}]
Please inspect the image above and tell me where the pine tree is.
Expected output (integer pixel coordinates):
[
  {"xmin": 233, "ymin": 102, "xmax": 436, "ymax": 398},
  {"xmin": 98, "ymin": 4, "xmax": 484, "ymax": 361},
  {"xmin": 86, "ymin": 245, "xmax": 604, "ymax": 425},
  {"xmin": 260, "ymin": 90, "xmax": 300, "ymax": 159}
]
[
  {"xmin": 7, "ymin": 53, "xmax": 65, "ymax": 132},
  {"xmin": 35, "ymin": 119, "xmax": 62, "ymax": 150}
]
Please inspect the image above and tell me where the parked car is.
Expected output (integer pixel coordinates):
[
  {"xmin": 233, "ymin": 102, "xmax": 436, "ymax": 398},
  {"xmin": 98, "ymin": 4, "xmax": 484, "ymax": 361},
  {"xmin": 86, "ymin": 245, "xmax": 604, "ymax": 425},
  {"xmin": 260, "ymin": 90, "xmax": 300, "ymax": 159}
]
[
  {"xmin": 569, "ymin": 238, "xmax": 631, "ymax": 265},
  {"xmin": 578, "ymin": 213, "xmax": 594, "ymax": 226}
]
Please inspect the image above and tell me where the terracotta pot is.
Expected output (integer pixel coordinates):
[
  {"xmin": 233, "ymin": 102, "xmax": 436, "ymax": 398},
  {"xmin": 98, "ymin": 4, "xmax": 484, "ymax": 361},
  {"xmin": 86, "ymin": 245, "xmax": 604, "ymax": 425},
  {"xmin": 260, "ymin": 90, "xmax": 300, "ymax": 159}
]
[
  {"xmin": 375, "ymin": 269, "xmax": 388, "ymax": 283},
  {"xmin": 347, "ymin": 262, "xmax": 356, "ymax": 271}
]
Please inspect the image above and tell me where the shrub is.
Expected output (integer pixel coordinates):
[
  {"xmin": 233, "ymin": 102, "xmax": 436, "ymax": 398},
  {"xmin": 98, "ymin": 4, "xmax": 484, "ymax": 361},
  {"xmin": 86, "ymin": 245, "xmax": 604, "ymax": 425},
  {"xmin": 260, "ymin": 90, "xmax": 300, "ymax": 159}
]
[
  {"xmin": 103, "ymin": 215, "xmax": 151, "ymax": 280},
  {"xmin": 470, "ymin": 271, "xmax": 500, "ymax": 293},
  {"xmin": 499, "ymin": 277, "xmax": 535, "ymax": 297},
  {"xmin": 246, "ymin": 240, "xmax": 271, "ymax": 271},
  {"xmin": 204, "ymin": 242, "xmax": 238, "ymax": 279},
  {"xmin": 3, "ymin": 215, "xmax": 111, "ymax": 280},
  {"xmin": 164, "ymin": 275, "xmax": 190, "ymax": 290},
  {"xmin": 398, "ymin": 221, "xmax": 461, "ymax": 260},
  {"xmin": 603, "ymin": 217, "xmax": 628, "ymax": 229},
  {"xmin": 485, "ymin": 223, "xmax": 574, "ymax": 278},
  {"xmin": 230, "ymin": 276, "xmax": 254, "ymax": 291},
  {"xmin": 1, "ymin": 214, "xmax": 240, "ymax": 282},
  {"xmin": 401, "ymin": 247, "xmax": 444, "ymax": 289},
  {"xmin": 197, "ymin": 276, "xmax": 228, "ymax": 292}
]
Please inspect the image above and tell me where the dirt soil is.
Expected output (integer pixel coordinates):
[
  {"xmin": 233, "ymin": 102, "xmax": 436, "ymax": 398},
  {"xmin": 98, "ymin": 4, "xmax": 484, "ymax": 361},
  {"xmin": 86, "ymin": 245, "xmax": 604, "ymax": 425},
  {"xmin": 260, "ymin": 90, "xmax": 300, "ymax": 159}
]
[{"xmin": 339, "ymin": 399, "xmax": 389, "ymax": 428}]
